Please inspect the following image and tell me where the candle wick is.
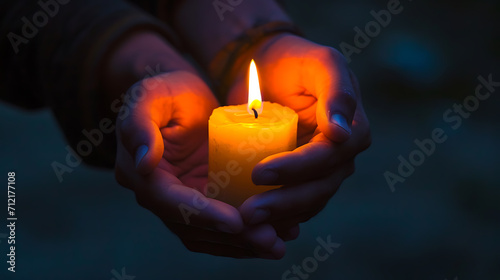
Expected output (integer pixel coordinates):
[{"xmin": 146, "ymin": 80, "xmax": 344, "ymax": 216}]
[{"xmin": 252, "ymin": 108, "xmax": 258, "ymax": 119}]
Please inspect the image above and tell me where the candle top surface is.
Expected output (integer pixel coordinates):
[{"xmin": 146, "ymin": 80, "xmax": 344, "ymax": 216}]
[{"xmin": 210, "ymin": 101, "xmax": 297, "ymax": 128}]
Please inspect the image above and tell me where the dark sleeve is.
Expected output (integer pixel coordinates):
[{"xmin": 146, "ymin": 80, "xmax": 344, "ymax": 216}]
[{"xmin": 0, "ymin": 0, "xmax": 178, "ymax": 168}]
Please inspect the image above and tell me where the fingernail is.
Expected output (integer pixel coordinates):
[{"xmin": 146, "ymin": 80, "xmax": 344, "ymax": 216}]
[
  {"xmin": 216, "ymin": 223, "xmax": 237, "ymax": 234},
  {"xmin": 248, "ymin": 209, "xmax": 270, "ymax": 225},
  {"xmin": 331, "ymin": 114, "xmax": 351, "ymax": 135},
  {"xmin": 135, "ymin": 145, "xmax": 148, "ymax": 168},
  {"xmin": 256, "ymin": 169, "xmax": 279, "ymax": 185}
]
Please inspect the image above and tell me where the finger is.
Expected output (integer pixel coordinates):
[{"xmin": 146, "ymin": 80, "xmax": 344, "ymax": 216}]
[
  {"xmin": 183, "ymin": 238, "xmax": 285, "ymax": 259},
  {"xmin": 263, "ymin": 237, "xmax": 286, "ymax": 260},
  {"xmin": 176, "ymin": 224, "xmax": 285, "ymax": 259},
  {"xmin": 243, "ymin": 165, "xmax": 353, "ymax": 226},
  {"xmin": 253, "ymin": 132, "xmax": 364, "ymax": 185},
  {"xmin": 119, "ymin": 116, "xmax": 164, "ymax": 175},
  {"xmin": 118, "ymin": 72, "xmax": 218, "ymax": 175},
  {"xmin": 312, "ymin": 48, "xmax": 357, "ymax": 143},
  {"xmin": 243, "ymin": 224, "xmax": 279, "ymax": 250},
  {"xmin": 167, "ymin": 222, "xmax": 278, "ymax": 252},
  {"xmin": 136, "ymin": 169, "xmax": 244, "ymax": 234},
  {"xmin": 158, "ymin": 72, "xmax": 218, "ymax": 162},
  {"xmin": 117, "ymin": 80, "xmax": 167, "ymax": 175},
  {"xmin": 274, "ymin": 223, "xmax": 300, "ymax": 241},
  {"xmin": 182, "ymin": 240, "xmax": 256, "ymax": 259}
]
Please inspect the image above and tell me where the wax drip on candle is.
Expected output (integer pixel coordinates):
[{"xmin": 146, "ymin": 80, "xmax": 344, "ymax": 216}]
[{"xmin": 252, "ymin": 108, "xmax": 258, "ymax": 119}]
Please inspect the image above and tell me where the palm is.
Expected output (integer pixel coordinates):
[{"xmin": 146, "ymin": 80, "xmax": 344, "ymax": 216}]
[
  {"xmin": 157, "ymin": 126, "xmax": 209, "ymax": 192},
  {"xmin": 262, "ymin": 82, "xmax": 318, "ymax": 146},
  {"xmin": 256, "ymin": 47, "xmax": 333, "ymax": 145}
]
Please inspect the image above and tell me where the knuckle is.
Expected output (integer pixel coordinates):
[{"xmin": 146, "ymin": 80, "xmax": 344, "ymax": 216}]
[
  {"xmin": 316, "ymin": 46, "xmax": 348, "ymax": 66},
  {"xmin": 360, "ymin": 125, "xmax": 372, "ymax": 151},
  {"xmin": 342, "ymin": 85, "xmax": 357, "ymax": 98},
  {"xmin": 330, "ymin": 48, "xmax": 349, "ymax": 65},
  {"xmin": 318, "ymin": 182, "xmax": 336, "ymax": 198},
  {"xmin": 341, "ymin": 87, "xmax": 358, "ymax": 107},
  {"xmin": 345, "ymin": 162, "xmax": 356, "ymax": 178},
  {"xmin": 363, "ymin": 133, "xmax": 372, "ymax": 151},
  {"xmin": 349, "ymin": 70, "xmax": 361, "ymax": 89},
  {"xmin": 134, "ymin": 192, "xmax": 148, "ymax": 209},
  {"xmin": 302, "ymin": 203, "xmax": 327, "ymax": 222}
]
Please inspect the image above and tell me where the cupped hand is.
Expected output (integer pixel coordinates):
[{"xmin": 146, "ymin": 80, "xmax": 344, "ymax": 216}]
[
  {"xmin": 226, "ymin": 34, "xmax": 371, "ymax": 229},
  {"xmin": 115, "ymin": 71, "xmax": 286, "ymax": 258}
]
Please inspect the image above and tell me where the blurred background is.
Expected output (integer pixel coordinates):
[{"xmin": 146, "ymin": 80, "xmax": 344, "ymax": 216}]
[{"xmin": 1, "ymin": 0, "xmax": 499, "ymax": 279}]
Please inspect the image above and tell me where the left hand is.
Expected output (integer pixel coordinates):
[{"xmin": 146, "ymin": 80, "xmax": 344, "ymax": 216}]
[{"xmin": 226, "ymin": 34, "xmax": 371, "ymax": 231}]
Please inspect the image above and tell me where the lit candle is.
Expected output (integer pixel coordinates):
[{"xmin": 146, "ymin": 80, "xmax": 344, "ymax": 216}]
[{"xmin": 208, "ymin": 60, "xmax": 298, "ymax": 207}]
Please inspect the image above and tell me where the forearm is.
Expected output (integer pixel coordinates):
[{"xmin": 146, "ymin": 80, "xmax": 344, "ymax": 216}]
[{"xmin": 171, "ymin": 0, "xmax": 292, "ymax": 68}]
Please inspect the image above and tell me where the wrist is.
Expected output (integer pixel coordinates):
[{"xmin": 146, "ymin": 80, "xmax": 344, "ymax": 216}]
[
  {"xmin": 173, "ymin": 0, "xmax": 292, "ymax": 68},
  {"xmin": 102, "ymin": 31, "xmax": 196, "ymax": 102},
  {"xmin": 210, "ymin": 28, "xmax": 301, "ymax": 103}
]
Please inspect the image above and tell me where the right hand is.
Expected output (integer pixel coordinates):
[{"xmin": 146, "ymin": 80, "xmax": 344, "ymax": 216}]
[{"xmin": 114, "ymin": 71, "xmax": 286, "ymax": 258}]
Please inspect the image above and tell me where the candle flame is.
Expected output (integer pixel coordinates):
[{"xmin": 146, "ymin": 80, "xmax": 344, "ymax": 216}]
[{"xmin": 248, "ymin": 59, "xmax": 263, "ymax": 116}]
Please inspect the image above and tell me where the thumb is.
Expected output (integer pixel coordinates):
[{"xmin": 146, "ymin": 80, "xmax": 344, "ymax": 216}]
[
  {"xmin": 122, "ymin": 117, "xmax": 164, "ymax": 175},
  {"xmin": 315, "ymin": 49, "xmax": 358, "ymax": 143},
  {"xmin": 117, "ymin": 81, "xmax": 166, "ymax": 175}
]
